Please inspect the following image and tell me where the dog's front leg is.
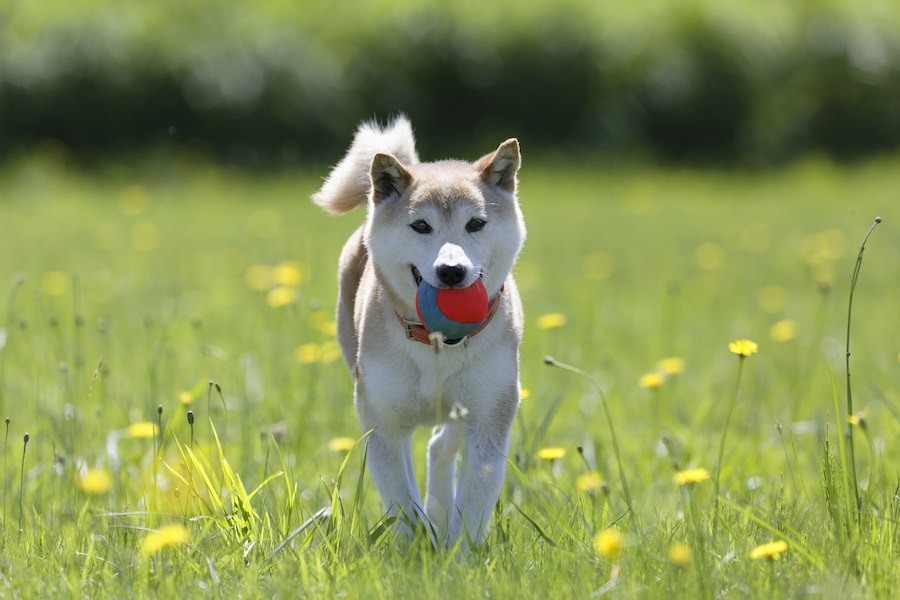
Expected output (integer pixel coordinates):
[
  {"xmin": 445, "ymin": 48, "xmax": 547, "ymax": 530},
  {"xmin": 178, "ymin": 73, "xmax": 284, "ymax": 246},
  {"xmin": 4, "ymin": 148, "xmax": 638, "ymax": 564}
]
[
  {"xmin": 363, "ymin": 425, "xmax": 426, "ymax": 537},
  {"xmin": 425, "ymin": 423, "xmax": 463, "ymax": 539},
  {"xmin": 449, "ymin": 388, "xmax": 517, "ymax": 546}
]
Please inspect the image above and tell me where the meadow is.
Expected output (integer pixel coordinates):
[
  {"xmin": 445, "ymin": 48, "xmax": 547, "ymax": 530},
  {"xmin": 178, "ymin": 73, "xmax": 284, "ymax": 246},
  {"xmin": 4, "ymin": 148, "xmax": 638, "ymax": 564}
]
[{"xmin": 0, "ymin": 152, "xmax": 898, "ymax": 597}]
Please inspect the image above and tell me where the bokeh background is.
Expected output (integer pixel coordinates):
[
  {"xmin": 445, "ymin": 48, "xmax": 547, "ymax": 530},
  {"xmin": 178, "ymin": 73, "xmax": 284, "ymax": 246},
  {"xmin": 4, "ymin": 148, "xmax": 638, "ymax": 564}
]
[
  {"xmin": 1, "ymin": 2, "xmax": 900, "ymax": 596},
  {"xmin": 2, "ymin": 0, "xmax": 899, "ymax": 165}
]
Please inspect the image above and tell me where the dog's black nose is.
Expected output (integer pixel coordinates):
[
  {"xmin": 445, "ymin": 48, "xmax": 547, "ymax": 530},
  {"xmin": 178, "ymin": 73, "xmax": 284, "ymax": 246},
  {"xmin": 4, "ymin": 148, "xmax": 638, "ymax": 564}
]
[{"xmin": 436, "ymin": 264, "xmax": 466, "ymax": 286}]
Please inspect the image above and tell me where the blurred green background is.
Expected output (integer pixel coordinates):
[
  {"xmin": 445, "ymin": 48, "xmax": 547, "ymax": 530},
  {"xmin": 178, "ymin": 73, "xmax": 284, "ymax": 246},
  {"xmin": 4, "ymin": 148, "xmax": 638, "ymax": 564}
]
[
  {"xmin": 2, "ymin": 2, "xmax": 900, "ymax": 596},
  {"xmin": 2, "ymin": 0, "xmax": 899, "ymax": 165}
]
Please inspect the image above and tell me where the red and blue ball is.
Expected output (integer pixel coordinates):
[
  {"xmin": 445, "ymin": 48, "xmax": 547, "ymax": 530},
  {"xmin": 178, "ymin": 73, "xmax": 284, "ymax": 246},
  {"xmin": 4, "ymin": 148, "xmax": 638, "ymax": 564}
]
[{"xmin": 416, "ymin": 278, "xmax": 489, "ymax": 341}]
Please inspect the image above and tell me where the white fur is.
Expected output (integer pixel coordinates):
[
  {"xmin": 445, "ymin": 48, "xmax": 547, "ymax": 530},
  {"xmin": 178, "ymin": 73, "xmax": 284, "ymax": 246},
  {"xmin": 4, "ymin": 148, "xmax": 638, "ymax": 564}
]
[{"xmin": 314, "ymin": 117, "xmax": 525, "ymax": 547}]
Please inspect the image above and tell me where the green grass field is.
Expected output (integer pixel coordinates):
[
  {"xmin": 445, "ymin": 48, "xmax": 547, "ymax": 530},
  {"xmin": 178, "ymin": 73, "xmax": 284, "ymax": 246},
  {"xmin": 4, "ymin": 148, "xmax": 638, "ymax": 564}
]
[{"xmin": 0, "ymin": 153, "xmax": 898, "ymax": 597}]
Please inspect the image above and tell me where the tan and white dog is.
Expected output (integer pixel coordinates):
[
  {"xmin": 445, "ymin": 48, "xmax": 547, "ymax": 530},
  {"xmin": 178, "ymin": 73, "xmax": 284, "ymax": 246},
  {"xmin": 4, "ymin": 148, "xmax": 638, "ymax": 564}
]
[{"xmin": 312, "ymin": 116, "xmax": 525, "ymax": 545}]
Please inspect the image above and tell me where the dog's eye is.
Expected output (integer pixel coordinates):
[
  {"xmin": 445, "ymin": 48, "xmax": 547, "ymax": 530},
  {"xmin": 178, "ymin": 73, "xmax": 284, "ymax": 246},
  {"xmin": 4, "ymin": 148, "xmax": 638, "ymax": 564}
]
[
  {"xmin": 465, "ymin": 218, "xmax": 487, "ymax": 233},
  {"xmin": 409, "ymin": 219, "xmax": 433, "ymax": 234}
]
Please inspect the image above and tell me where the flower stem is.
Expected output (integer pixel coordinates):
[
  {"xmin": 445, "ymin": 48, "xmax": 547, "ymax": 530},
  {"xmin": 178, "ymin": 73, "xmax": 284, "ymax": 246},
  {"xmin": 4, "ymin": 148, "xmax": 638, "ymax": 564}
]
[
  {"xmin": 18, "ymin": 432, "xmax": 28, "ymax": 538},
  {"xmin": 713, "ymin": 356, "xmax": 745, "ymax": 540},
  {"xmin": 845, "ymin": 216, "xmax": 881, "ymax": 520},
  {"xmin": 544, "ymin": 357, "xmax": 636, "ymax": 532}
]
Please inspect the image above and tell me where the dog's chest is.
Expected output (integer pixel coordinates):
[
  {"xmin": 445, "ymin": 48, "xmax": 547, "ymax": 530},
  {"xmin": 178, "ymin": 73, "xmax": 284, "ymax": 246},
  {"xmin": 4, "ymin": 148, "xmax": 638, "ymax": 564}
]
[{"xmin": 359, "ymin": 344, "xmax": 500, "ymax": 427}]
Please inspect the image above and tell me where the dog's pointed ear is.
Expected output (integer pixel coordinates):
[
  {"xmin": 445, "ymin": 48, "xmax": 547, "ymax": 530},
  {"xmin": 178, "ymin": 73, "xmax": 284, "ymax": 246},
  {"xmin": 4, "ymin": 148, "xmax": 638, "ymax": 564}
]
[
  {"xmin": 370, "ymin": 153, "xmax": 412, "ymax": 205},
  {"xmin": 477, "ymin": 139, "xmax": 520, "ymax": 193}
]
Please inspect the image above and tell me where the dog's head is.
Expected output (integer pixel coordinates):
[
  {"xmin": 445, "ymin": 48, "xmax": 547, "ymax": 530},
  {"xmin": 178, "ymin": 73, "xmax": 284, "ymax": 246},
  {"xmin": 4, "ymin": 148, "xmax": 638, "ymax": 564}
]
[{"xmin": 363, "ymin": 139, "xmax": 525, "ymax": 314}]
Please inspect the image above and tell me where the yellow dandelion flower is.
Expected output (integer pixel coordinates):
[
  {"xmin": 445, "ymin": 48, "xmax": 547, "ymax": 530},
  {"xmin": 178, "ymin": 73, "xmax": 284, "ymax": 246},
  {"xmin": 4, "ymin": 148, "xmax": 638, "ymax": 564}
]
[
  {"xmin": 847, "ymin": 411, "xmax": 866, "ymax": 428},
  {"xmin": 668, "ymin": 542, "xmax": 692, "ymax": 567},
  {"xmin": 76, "ymin": 468, "xmax": 113, "ymax": 495},
  {"xmin": 749, "ymin": 540, "xmax": 788, "ymax": 560},
  {"xmin": 41, "ymin": 271, "xmax": 70, "ymax": 297},
  {"xmin": 694, "ymin": 242, "xmax": 725, "ymax": 271},
  {"xmin": 245, "ymin": 265, "xmax": 273, "ymax": 291},
  {"xmin": 178, "ymin": 391, "xmax": 193, "ymax": 405},
  {"xmin": 593, "ymin": 527, "xmax": 624, "ymax": 560},
  {"xmin": 674, "ymin": 467, "xmax": 711, "ymax": 486},
  {"xmin": 273, "ymin": 261, "xmax": 304, "ymax": 287},
  {"xmin": 757, "ymin": 285, "xmax": 785, "ymax": 313},
  {"xmin": 520, "ymin": 388, "xmax": 531, "ymax": 401},
  {"xmin": 318, "ymin": 320, "xmax": 337, "ymax": 337},
  {"xmin": 537, "ymin": 313, "xmax": 567, "ymax": 330},
  {"xmin": 638, "ymin": 372, "xmax": 665, "ymax": 389},
  {"xmin": 266, "ymin": 286, "xmax": 296, "ymax": 308},
  {"xmin": 127, "ymin": 422, "xmax": 158, "ymax": 439},
  {"xmin": 537, "ymin": 447, "xmax": 566, "ymax": 461},
  {"xmin": 119, "ymin": 184, "xmax": 148, "ymax": 216},
  {"xmin": 320, "ymin": 340, "xmax": 342, "ymax": 364},
  {"xmin": 132, "ymin": 223, "xmax": 158, "ymax": 252},
  {"xmin": 327, "ymin": 437, "xmax": 356, "ymax": 453},
  {"xmin": 656, "ymin": 357, "xmax": 685, "ymax": 375},
  {"xmin": 141, "ymin": 524, "xmax": 191, "ymax": 556},
  {"xmin": 728, "ymin": 339, "xmax": 758, "ymax": 357},
  {"xmin": 576, "ymin": 471, "xmax": 604, "ymax": 494},
  {"xmin": 770, "ymin": 319, "xmax": 797, "ymax": 343},
  {"xmin": 295, "ymin": 343, "xmax": 322, "ymax": 365}
]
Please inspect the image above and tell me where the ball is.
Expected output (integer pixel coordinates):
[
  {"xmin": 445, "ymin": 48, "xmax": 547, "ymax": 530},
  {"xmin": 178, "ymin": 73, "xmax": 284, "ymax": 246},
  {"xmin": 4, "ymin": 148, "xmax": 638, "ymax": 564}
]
[{"xmin": 416, "ymin": 278, "xmax": 489, "ymax": 341}]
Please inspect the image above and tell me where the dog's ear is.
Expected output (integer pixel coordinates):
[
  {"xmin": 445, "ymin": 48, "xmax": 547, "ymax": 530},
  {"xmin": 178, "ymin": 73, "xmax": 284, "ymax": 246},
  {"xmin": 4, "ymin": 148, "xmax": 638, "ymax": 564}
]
[
  {"xmin": 477, "ymin": 139, "xmax": 520, "ymax": 193},
  {"xmin": 370, "ymin": 153, "xmax": 412, "ymax": 205}
]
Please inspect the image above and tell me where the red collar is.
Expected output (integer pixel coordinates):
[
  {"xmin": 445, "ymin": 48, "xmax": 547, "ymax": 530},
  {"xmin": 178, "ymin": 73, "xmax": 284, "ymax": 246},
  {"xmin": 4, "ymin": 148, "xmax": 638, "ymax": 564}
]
[{"xmin": 396, "ymin": 286, "xmax": 504, "ymax": 346}]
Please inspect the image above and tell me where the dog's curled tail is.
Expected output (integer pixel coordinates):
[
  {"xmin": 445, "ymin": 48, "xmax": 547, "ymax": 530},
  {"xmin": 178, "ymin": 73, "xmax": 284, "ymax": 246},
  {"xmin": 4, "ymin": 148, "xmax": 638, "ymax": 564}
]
[{"xmin": 312, "ymin": 116, "xmax": 419, "ymax": 215}]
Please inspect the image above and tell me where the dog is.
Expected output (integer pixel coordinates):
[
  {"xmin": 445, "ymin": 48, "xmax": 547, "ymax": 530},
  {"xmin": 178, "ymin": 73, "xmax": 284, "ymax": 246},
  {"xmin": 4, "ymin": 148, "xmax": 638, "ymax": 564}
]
[{"xmin": 312, "ymin": 116, "xmax": 525, "ymax": 546}]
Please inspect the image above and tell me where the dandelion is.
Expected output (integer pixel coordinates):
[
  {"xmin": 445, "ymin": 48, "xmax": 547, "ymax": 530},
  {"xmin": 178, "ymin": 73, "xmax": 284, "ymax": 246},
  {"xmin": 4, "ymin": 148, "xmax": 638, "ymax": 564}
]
[
  {"xmin": 267, "ymin": 286, "xmax": 296, "ymax": 308},
  {"xmin": 272, "ymin": 261, "xmax": 304, "ymax": 287},
  {"xmin": 749, "ymin": 540, "xmax": 788, "ymax": 560},
  {"xmin": 715, "ymin": 339, "xmax": 757, "ymax": 538},
  {"xmin": 537, "ymin": 447, "xmax": 566, "ymax": 461},
  {"xmin": 674, "ymin": 467, "xmax": 711, "ymax": 486},
  {"xmin": 638, "ymin": 372, "xmax": 664, "ymax": 389},
  {"xmin": 576, "ymin": 471, "xmax": 604, "ymax": 494},
  {"xmin": 728, "ymin": 339, "xmax": 758, "ymax": 357},
  {"xmin": 694, "ymin": 242, "xmax": 725, "ymax": 271},
  {"xmin": 41, "ymin": 271, "xmax": 70, "ymax": 297},
  {"xmin": 536, "ymin": 313, "xmax": 567, "ymax": 330},
  {"xmin": 770, "ymin": 319, "xmax": 797, "ymax": 343},
  {"xmin": 520, "ymin": 388, "xmax": 531, "ymax": 401},
  {"xmin": 593, "ymin": 527, "xmax": 624, "ymax": 560},
  {"xmin": 327, "ymin": 437, "xmax": 355, "ymax": 453},
  {"xmin": 656, "ymin": 357, "xmax": 685, "ymax": 376},
  {"xmin": 668, "ymin": 542, "xmax": 692, "ymax": 567},
  {"xmin": 76, "ymin": 468, "xmax": 113, "ymax": 495},
  {"xmin": 757, "ymin": 285, "xmax": 785, "ymax": 313},
  {"xmin": 178, "ymin": 391, "xmax": 193, "ymax": 405},
  {"xmin": 141, "ymin": 524, "xmax": 191, "ymax": 555},
  {"xmin": 127, "ymin": 422, "xmax": 158, "ymax": 439},
  {"xmin": 318, "ymin": 320, "xmax": 337, "ymax": 337},
  {"xmin": 296, "ymin": 343, "xmax": 322, "ymax": 365},
  {"xmin": 132, "ymin": 223, "xmax": 158, "ymax": 252},
  {"xmin": 119, "ymin": 184, "xmax": 148, "ymax": 215},
  {"xmin": 245, "ymin": 265, "xmax": 273, "ymax": 291},
  {"xmin": 320, "ymin": 341, "xmax": 342, "ymax": 364}
]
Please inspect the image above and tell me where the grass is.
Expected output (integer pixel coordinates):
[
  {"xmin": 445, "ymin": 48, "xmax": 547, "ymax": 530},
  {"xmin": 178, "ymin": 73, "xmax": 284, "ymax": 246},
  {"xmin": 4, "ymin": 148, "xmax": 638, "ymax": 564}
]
[{"xmin": 0, "ymin": 152, "xmax": 898, "ymax": 597}]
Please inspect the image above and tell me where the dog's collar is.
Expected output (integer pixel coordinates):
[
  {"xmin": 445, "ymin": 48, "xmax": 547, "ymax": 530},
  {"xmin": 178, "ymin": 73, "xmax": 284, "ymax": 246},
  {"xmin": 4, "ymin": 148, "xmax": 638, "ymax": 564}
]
[{"xmin": 396, "ymin": 286, "xmax": 504, "ymax": 347}]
